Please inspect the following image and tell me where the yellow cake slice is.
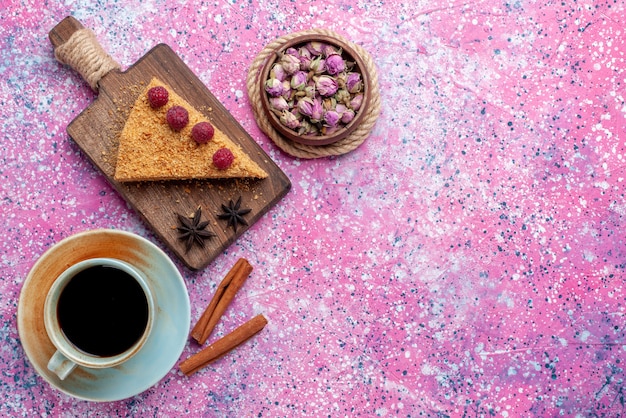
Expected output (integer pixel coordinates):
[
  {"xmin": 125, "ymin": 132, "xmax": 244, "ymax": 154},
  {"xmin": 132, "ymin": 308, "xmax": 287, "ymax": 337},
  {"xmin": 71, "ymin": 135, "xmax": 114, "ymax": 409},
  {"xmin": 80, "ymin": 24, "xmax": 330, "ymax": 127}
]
[{"xmin": 114, "ymin": 78, "xmax": 268, "ymax": 182}]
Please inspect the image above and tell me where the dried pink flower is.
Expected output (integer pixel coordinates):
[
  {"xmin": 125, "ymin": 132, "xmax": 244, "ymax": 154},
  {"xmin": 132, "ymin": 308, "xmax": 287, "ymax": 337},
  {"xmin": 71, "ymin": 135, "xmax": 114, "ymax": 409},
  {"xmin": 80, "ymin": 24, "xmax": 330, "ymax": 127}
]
[
  {"xmin": 323, "ymin": 44, "xmax": 340, "ymax": 56},
  {"xmin": 346, "ymin": 72, "xmax": 362, "ymax": 93},
  {"xmin": 350, "ymin": 93, "xmax": 364, "ymax": 111},
  {"xmin": 341, "ymin": 109, "xmax": 355, "ymax": 124},
  {"xmin": 279, "ymin": 53, "xmax": 301, "ymax": 74},
  {"xmin": 323, "ymin": 110, "xmax": 341, "ymax": 127},
  {"xmin": 269, "ymin": 96, "xmax": 289, "ymax": 112},
  {"xmin": 271, "ymin": 63, "xmax": 287, "ymax": 82},
  {"xmin": 306, "ymin": 41, "xmax": 324, "ymax": 56},
  {"xmin": 290, "ymin": 71, "xmax": 308, "ymax": 90},
  {"xmin": 265, "ymin": 78, "xmax": 284, "ymax": 97},
  {"xmin": 297, "ymin": 96, "xmax": 323, "ymax": 122},
  {"xmin": 309, "ymin": 56, "xmax": 326, "ymax": 74},
  {"xmin": 316, "ymin": 75, "xmax": 338, "ymax": 97},
  {"xmin": 325, "ymin": 54, "xmax": 345, "ymax": 76},
  {"xmin": 280, "ymin": 110, "xmax": 301, "ymax": 130}
]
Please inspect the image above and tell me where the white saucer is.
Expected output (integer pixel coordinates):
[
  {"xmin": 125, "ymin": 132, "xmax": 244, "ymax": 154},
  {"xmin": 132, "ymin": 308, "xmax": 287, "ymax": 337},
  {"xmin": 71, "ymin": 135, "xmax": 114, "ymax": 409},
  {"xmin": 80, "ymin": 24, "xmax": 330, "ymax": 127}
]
[{"xmin": 18, "ymin": 229, "xmax": 190, "ymax": 402}]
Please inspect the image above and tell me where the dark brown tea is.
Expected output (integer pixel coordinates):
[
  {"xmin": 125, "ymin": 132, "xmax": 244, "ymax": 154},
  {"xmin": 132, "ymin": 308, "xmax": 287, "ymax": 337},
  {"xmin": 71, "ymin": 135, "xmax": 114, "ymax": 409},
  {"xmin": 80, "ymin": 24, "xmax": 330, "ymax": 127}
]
[{"xmin": 57, "ymin": 265, "xmax": 149, "ymax": 357}]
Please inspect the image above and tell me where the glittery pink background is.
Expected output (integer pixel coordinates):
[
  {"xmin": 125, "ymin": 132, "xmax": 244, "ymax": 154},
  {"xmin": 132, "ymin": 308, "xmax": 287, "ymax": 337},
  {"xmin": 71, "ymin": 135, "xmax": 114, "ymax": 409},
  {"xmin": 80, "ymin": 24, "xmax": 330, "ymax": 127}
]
[{"xmin": 2, "ymin": 0, "xmax": 625, "ymax": 416}]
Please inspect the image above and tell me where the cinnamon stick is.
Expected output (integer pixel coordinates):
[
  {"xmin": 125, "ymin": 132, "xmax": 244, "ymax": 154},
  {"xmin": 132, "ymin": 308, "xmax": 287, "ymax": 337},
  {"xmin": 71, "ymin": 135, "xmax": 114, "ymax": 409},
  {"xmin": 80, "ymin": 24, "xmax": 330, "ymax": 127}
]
[
  {"xmin": 180, "ymin": 314, "xmax": 268, "ymax": 376},
  {"xmin": 190, "ymin": 258, "xmax": 253, "ymax": 345}
]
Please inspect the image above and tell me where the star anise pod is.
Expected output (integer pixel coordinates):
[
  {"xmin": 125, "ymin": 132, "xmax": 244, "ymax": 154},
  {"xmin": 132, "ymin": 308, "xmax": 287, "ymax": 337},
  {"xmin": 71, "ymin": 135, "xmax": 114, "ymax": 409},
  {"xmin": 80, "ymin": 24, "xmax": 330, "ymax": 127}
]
[
  {"xmin": 218, "ymin": 196, "xmax": 251, "ymax": 232},
  {"xmin": 176, "ymin": 207, "xmax": 215, "ymax": 252}
]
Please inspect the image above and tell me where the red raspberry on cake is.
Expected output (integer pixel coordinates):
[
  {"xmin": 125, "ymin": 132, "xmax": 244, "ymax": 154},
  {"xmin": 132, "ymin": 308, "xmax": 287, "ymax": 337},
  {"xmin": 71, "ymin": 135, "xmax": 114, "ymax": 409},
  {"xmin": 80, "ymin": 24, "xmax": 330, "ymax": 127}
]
[
  {"xmin": 166, "ymin": 106, "xmax": 189, "ymax": 131},
  {"xmin": 212, "ymin": 148, "xmax": 234, "ymax": 170},
  {"xmin": 147, "ymin": 86, "xmax": 169, "ymax": 108},
  {"xmin": 191, "ymin": 122, "xmax": 215, "ymax": 144}
]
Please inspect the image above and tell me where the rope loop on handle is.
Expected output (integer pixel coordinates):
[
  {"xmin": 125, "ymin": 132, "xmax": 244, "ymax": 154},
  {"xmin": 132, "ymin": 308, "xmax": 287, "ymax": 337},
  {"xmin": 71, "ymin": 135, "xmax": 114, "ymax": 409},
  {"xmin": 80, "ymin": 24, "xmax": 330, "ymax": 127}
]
[{"xmin": 54, "ymin": 28, "xmax": 120, "ymax": 91}]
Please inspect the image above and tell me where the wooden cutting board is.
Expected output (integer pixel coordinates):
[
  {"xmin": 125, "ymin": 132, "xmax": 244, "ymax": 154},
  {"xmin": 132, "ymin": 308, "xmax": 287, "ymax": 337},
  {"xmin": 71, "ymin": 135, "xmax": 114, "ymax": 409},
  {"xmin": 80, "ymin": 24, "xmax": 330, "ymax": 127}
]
[{"xmin": 49, "ymin": 17, "xmax": 291, "ymax": 270}]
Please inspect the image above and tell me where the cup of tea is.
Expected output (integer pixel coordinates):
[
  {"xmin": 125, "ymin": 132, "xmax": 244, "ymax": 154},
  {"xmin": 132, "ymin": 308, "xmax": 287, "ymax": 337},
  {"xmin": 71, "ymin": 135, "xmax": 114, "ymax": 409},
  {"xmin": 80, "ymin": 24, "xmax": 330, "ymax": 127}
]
[{"xmin": 43, "ymin": 258, "xmax": 156, "ymax": 380}]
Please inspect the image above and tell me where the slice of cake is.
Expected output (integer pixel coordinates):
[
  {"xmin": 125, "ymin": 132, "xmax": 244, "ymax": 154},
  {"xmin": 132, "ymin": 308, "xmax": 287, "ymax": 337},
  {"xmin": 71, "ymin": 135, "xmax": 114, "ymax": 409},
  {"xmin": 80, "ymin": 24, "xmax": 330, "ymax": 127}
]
[{"xmin": 114, "ymin": 78, "xmax": 268, "ymax": 182}]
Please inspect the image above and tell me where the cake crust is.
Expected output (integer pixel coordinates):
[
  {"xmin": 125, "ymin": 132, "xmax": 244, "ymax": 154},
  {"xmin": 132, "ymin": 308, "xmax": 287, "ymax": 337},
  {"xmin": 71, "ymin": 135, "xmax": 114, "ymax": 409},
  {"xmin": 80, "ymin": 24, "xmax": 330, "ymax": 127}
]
[{"xmin": 114, "ymin": 78, "xmax": 268, "ymax": 182}]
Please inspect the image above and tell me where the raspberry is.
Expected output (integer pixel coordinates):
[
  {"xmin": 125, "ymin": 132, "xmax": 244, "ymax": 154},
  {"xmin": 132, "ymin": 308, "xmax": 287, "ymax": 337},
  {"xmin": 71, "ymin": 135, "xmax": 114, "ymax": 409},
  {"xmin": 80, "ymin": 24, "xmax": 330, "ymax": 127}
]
[
  {"xmin": 166, "ymin": 106, "xmax": 189, "ymax": 131},
  {"xmin": 212, "ymin": 148, "xmax": 234, "ymax": 170},
  {"xmin": 191, "ymin": 122, "xmax": 215, "ymax": 144},
  {"xmin": 147, "ymin": 86, "xmax": 169, "ymax": 108}
]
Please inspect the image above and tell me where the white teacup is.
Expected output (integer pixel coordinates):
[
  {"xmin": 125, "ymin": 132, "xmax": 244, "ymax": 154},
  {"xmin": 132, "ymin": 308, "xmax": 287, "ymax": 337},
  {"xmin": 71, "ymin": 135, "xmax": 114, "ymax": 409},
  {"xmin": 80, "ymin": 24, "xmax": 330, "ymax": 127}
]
[{"xmin": 44, "ymin": 258, "xmax": 155, "ymax": 380}]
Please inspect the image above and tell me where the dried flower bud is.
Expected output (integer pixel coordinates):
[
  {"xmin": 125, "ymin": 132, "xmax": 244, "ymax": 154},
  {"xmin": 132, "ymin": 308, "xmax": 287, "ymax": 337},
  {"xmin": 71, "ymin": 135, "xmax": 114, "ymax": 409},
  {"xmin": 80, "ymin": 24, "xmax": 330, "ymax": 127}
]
[
  {"xmin": 281, "ymin": 80, "xmax": 294, "ymax": 100},
  {"xmin": 310, "ymin": 56, "xmax": 326, "ymax": 74},
  {"xmin": 271, "ymin": 63, "xmax": 287, "ymax": 82},
  {"xmin": 280, "ymin": 110, "xmax": 301, "ymax": 130},
  {"xmin": 297, "ymin": 97, "xmax": 323, "ymax": 122},
  {"xmin": 341, "ymin": 108, "xmax": 355, "ymax": 124},
  {"xmin": 336, "ymin": 72, "xmax": 347, "ymax": 88},
  {"xmin": 323, "ymin": 44, "xmax": 340, "ymax": 57},
  {"xmin": 298, "ymin": 46, "xmax": 312, "ymax": 59},
  {"xmin": 311, "ymin": 98, "xmax": 324, "ymax": 122},
  {"xmin": 304, "ymin": 85, "xmax": 316, "ymax": 98},
  {"xmin": 306, "ymin": 41, "xmax": 324, "ymax": 56},
  {"xmin": 280, "ymin": 53, "xmax": 301, "ymax": 74},
  {"xmin": 325, "ymin": 54, "xmax": 345, "ymax": 76},
  {"xmin": 269, "ymin": 96, "xmax": 289, "ymax": 112},
  {"xmin": 285, "ymin": 47, "xmax": 299, "ymax": 57},
  {"xmin": 315, "ymin": 75, "xmax": 338, "ymax": 97},
  {"xmin": 322, "ymin": 97, "xmax": 337, "ymax": 111},
  {"xmin": 291, "ymin": 71, "xmax": 308, "ymax": 90},
  {"xmin": 298, "ymin": 119, "xmax": 319, "ymax": 136},
  {"xmin": 323, "ymin": 110, "xmax": 341, "ymax": 128},
  {"xmin": 350, "ymin": 93, "xmax": 364, "ymax": 111},
  {"xmin": 265, "ymin": 78, "xmax": 284, "ymax": 97},
  {"xmin": 298, "ymin": 55, "xmax": 312, "ymax": 71},
  {"xmin": 334, "ymin": 89, "xmax": 351, "ymax": 104},
  {"xmin": 297, "ymin": 97, "xmax": 313, "ymax": 117},
  {"xmin": 322, "ymin": 125, "xmax": 339, "ymax": 136},
  {"xmin": 346, "ymin": 72, "xmax": 362, "ymax": 93}
]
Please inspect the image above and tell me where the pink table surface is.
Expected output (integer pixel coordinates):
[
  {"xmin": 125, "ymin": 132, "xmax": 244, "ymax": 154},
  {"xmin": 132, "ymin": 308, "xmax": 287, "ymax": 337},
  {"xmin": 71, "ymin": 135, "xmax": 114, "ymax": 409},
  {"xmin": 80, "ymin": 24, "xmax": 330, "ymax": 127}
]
[{"xmin": 2, "ymin": 0, "xmax": 625, "ymax": 416}]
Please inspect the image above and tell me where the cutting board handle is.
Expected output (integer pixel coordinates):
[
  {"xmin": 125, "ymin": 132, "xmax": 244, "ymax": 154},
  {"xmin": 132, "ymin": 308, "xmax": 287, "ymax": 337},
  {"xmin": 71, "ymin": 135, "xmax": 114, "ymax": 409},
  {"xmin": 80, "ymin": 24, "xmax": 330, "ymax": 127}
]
[{"xmin": 49, "ymin": 16, "xmax": 121, "ymax": 91}]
